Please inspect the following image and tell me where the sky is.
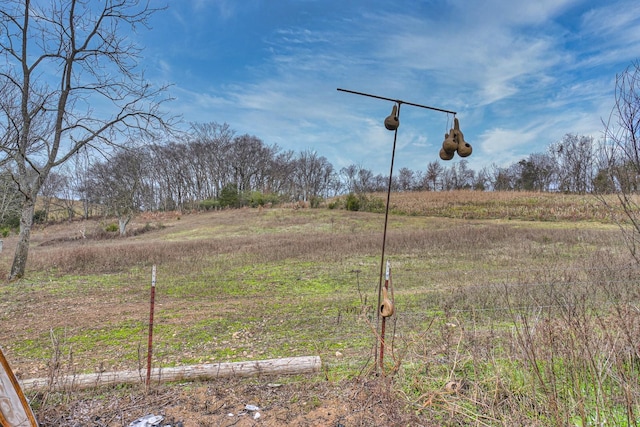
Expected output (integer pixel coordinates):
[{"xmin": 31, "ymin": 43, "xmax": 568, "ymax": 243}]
[{"xmin": 136, "ymin": 0, "xmax": 640, "ymax": 175}]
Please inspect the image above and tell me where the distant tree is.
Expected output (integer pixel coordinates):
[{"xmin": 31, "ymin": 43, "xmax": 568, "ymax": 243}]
[
  {"xmin": 67, "ymin": 149, "xmax": 93, "ymax": 219},
  {"xmin": 442, "ymin": 160, "xmax": 474, "ymax": 190},
  {"xmin": 267, "ymin": 149, "xmax": 296, "ymax": 195},
  {"xmin": 397, "ymin": 167, "xmax": 415, "ymax": 191},
  {"xmin": 592, "ymin": 166, "xmax": 617, "ymax": 194},
  {"xmin": 0, "ymin": 0, "xmax": 172, "ymax": 280},
  {"xmin": 229, "ymin": 134, "xmax": 271, "ymax": 193},
  {"xmin": 550, "ymin": 134, "xmax": 595, "ymax": 193},
  {"xmin": 413, "ymin": 170, "xmax": 428, "ymax": 191},
  {"xmin": 472, "ymin": 166, "xmax": 490, "ymax": 191},
  {"xmin": 425, "ymin": 161, "xmax": 443, "ymax": 191},
  {"xmin": 87, "ymin": 149, "xmax": 147, "ymax": 236},
  {"xmin": 355, "ymin": 167, "xmax": 375, "ymax": 193},
  {"xmin": 188, "ymin": 122, "xmax": 235, "ymax": 200},
  {"xmin": 340, "ymin": 164, "xmax": 359, "ymax": 194},
  {"xmin": 38, "ymin": 171, "xmax": 67, "ymax": 221},
  {"xmin": 149, "ymin": 142, "xmax": 192, "ymax": 211},
  {"xmin": 515, "ymin": 152, "xmax": 556, "ymax": 191},
  {"xmin": 491, "ymin": 164, "xmax": 516, "ymax": 191},
  {"xmin": 0, "ymin": 169, "xmax": 21, "ymax": 227},
  {"xmin": 456, "ymin": 160, "xmax": 475, "ymax": 189},
  {"xmin": 293, "ymin": 149, "xmax": 334, "ymax": 202},
  {"xmin": 370, "ymin": 173, "xmax": 389, "ymax": 193}
]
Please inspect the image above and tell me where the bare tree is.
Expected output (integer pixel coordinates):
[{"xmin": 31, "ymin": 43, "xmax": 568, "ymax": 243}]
[
  {"xmin": 472, "ymin": 166, "xmax": 490, "ymax": 191},
  {"xmin": 355, "ymin": 167, "xmax": 375, "ymax": 193},
  {"xmin": 550, "ymin": 134, "xmax": 595, "ymax": 194},
  {"xmin": 38, "ymin": 171, "xmax": 67, "ymax": 221},
  {"xmin": 229, "ymin": 134, "xmax": 271, "ymax": 193},
  {"xmin": 87, "ymin": 148, "xmax": 146, "ymax": 235},
  {"xmin": 397, "ymin": 167, "xmax": 415, "ymax": 191},
  {"xmin": 597, "ymin": 61, "xmax": 640, "ymax": 261},
  {"xmin": 293, "ymin": 149, "xmax": 334, "ymax": 202},
  {"xmin": 266, "ymin": 149, "xmax": 296, "ymax": 195},
  {"xmin": 0, "ymin": 0, "xmax": 172, "ymax": 279},
  {"xmin": 340, "ymin": 164, "xmax": 359, "ymax": 194},
  {"xmin": 442, "ymin": 160, "xmax": 474, "ymax": 190},
  {"xmin": 514, "ymin": 152, "xmax": 557, "ymax": 191},
  {"xmin": 187, "ymin": 122, "xmax": 234, "ymax": 200},
  {"xmin": 66, "ymin": 148, "xmax": 93, "ymax": 219},
  {"xmin": 425, "ymin": 161, "xmax": 443, "ymax": 191}
]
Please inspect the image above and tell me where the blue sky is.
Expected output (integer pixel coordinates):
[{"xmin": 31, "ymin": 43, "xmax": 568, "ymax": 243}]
[{"xmin": 138, "ymin": 0, "xmax": 640, "ymax": 175}]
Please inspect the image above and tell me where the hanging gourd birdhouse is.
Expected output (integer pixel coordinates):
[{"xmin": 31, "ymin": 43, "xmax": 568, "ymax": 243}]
[
  {"xmin": 384, "ymin": 104, "xmax": 399, "ymax": 131},
  {"xmin": 380, "ymin": 286, "xmax": 395, "ymax": 317},
  {"xmin": 440, "ymin": 117, "xmax": 472, "ymax": 160}
]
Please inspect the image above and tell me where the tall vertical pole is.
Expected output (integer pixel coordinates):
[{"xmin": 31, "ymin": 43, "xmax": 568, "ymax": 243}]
[
  {"xmin": 146, "ymin": 265, "xmax": 156, "ymax": 388},
  {"xmin": 375, "ymin": 104, "xmax": 400, "ymax": 371},
  {"xmin": 336, "ymin": 88, "xmax": 459, "ymax": 374}
]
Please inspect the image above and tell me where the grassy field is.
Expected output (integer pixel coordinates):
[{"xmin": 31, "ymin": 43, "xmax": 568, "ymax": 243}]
[{"xmin": 1, "ymin": 191, "xmax": 639, "ymax": 426}]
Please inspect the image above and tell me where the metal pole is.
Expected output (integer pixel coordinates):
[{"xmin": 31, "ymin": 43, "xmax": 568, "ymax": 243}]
[
  {"xmin": 146, "ymin": 265, "xmax": 156, "ymax": 388},
  {"xmin": 375, "ymin": 105, "xmax": 400, "ymax": 371},
  {"xmin": 337, "ymin": 88, "xmax": 457, "ymax": 115},
  {"xmin": 337, "ymin": 88, "xmax": 457, "ymax": 373}
]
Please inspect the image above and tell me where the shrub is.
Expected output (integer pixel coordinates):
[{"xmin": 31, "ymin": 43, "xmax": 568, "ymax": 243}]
[
  {"xmin": 199, "ymin": 199, "xmax": 220, "ymax": 211},
  {"xmin": 1, "ymin": 214, "xmax": 20, "ymax": 230},
  {"xmin": 309, "ymin": 196, "xmax": 323, "ymax": 208},
  {"xmin": 248, "ymin": 191, "xmax": 265, "ymax": 208},
  {"xmin": 361, "ymin": 195, "xmax": 385, "ymax": 213},
  {"xmin": 219, "ymin": 184, "xmax": 239, "ymax": 208},
  {"xmin": 104, "ymin": 223, "xmax": 118, "ymax": 233},
  {"xmin": 345, "ymin": 193, "xmax": 360, "ymax": 211},
  {"xmin": 248, "ymin": 191, "xmax": 282, "ymax": 208}
]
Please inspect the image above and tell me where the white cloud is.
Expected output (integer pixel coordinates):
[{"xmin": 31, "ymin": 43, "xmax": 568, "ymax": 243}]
[{"xmin": 142, "ymin": 0, "xmax": 637, "ymax": 174}]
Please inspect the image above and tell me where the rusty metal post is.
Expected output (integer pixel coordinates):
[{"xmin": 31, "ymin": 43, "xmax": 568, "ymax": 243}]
[
  {"xmin": 146, "ymin": 265, "xmax": 157, "ymax": 388},
  {"xmin": 379, "ymin": 261, "xmax": 391, "ymax": 370}
]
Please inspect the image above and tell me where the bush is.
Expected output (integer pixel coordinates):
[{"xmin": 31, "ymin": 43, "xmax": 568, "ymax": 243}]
[
  {"xmin": 1, "ymin": 214, "xmax": 20, "ymax": 230},
  {"xmin": 345, "ymin": 193, "xmax": 360, "ymax": 211},
  {"xmin": 219, "ymin": 184, "xmax": 239, "ymax": 208},
  {"xmin": 104, "ymin": 223, "xmax": 118, "ymax": 233},
  {"xmin": 362, "ymin": 195, "xmax": 385, "ymax": 213},
  {"xmin": 199, "ymin": 199, "xmax": 220, "ymax": 211},
  {"xmin": 248, "ymin": 191, "xmax": 265, "ymax": 208},
  {"xmin": 247, "ymin": 191, "xmax": 281, "ymax": 208},
  {"xmin": 309, "ymin": 196, "xmax": 323, "ymax": 209}
]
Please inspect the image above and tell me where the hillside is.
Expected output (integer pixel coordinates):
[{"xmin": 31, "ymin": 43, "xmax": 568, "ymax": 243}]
[{"xmin": 1, "ymin": 191, "xmax": 638, "ymax": 426}]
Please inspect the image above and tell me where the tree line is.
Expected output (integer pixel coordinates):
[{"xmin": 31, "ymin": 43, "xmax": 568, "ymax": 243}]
[{"xmin": 0, "ymin": 125, "xmax": 625, "ymax": 235}]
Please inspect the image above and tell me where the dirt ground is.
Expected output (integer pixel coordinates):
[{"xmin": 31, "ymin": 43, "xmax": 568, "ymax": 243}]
[{"xmin": 33, "ymin": 375, "xmax": 427, "ymax": 426}]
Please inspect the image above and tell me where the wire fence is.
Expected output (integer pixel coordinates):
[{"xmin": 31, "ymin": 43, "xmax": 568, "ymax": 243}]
[{"xmin": 5, "ymin": 260, "xmax": 638, "ymax": 389}]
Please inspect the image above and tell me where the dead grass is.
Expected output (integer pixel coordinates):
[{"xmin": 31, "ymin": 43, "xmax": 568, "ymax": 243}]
[
  {"xmin": 1, "ymin": 192, "xmax": 639, "ymax": 426},
  {"xmin": 374, "ymin": 190, "xmax": 628, "ymax": 222}
]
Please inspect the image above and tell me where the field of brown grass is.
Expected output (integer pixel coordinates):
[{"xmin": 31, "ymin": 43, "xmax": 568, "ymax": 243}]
[
  {"xmin": 368, "ymin": 190, "xmax": 628, "ymax": 222},
  {"xmin": 1, "ymin": 191, "xmax": 639, "ymax": 426}
]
